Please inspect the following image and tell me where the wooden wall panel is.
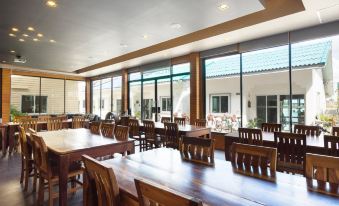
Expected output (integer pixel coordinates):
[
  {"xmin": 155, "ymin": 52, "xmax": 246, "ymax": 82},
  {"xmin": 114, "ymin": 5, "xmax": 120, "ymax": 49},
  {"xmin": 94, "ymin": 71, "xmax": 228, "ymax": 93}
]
[
  {"xmin": 189, "ymin": 52, "xmax": 201, "ymax": 124},
  {"xmin": 121, "ymin": 69, "xmax": 128, "ymax": 114},
  {"xmin": 2, "ymin": 69, "xmax": 11, "ymax": 123},
  {"xmin": 85, "ymin": 78, "xmax": 91, "ymax": 113},
  {"xmin": 11, "ymin": 70, "xmax": 85, "ymax": 81}
]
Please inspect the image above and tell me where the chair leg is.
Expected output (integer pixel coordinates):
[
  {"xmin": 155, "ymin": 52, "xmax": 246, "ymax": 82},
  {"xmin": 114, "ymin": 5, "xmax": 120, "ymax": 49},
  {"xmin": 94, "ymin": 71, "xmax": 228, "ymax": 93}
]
[
  {"xmin": 48, "ymin": 182, "xmax": 54, "ymax": 206},
  {"xmin": 24, "ymin": 160, "xmax": 29, "ymax": 191},
  {"xmin": 33, "ymin": 168, "xmax": 37, "ymax": 192},
  {"xmin": 20, "ymin": 158, "xmax": 24, "ymax": 184},
  {"xmin": 38, "ymin": 176, "xmax": 44, "ymax": 205}
]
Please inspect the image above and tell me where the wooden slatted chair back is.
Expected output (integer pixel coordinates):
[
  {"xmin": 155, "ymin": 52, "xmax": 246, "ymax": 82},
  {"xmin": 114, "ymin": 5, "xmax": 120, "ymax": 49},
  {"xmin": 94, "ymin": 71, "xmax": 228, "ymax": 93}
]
[
  {"xmin": 164, "ymin": 122, "xmax": 179, "ymax": 149},
  {"xmin": 174, "ymin": 117, "xmax": 186, "ymax": 126},
  {"xmin": 20, "ymin": 118, "xmax": 38, "ymax": 132},
  {"xmin": 114, "ymin": 125, "xmax": 129, "ymax": 141},
  {"xmin": 306, "ymin": 153, "xmax": 339, "ymax": 197},
  {"xmin": 238, "ymin": 128, "xmax": 263, "ymax": 145},
  {"xmin": 101, "ymin": 123, "xmax": 115, "ymax": 138},
  {"xmin": 231, "ymin": 143, "xmax": 277, "ymax": 181},
  {"xmin": 161, "ymin": 117, "xmax": 171, "ymax": 123},
  {"xmin": 274, "ymin": 132, "xmax": 306, "ymax": 175},
  {"xmin": 261, "ymin": 123, "xmax": 281, "ymax": 132},
  {"xmin": 134, "ymin": 178, "xmax": 203, "ymax": 206},
  {"xmin": 143, "ymin": 120, "xmax": 156, "ymax": 141},
  {"xmin": 72, "ymin": 116, "xmax": 86, "ymax": 129},
  {"xmin": 18, "ymin": 126, "xmax": 29, "ymax": 158},
  {"xmin": 38, "ymin": 115, "xmax": 50, "ymax": 122},
  {"xmin": 324, "ymin": 135, "xmax": 339, "ymax": 157},
  {"xmin": 90, "ymin": 121, "xmax": 102, "ymax": 135},
  {"xmin": 31, "ymin": 133, "xmax": 49, "ymax": 175},
  {"xmin": 194, "ymin": 119, "xmax": 207, "ymax": 127},
  {"xmin": 128, "ymin": 119, "xmax": 140, "ymax": 137},
  {"xmin": 82, "ymin": 155, "xmax": 120, "ymax": 206},
  {"xmin": 13, "ymin": 115, "xmax": 31, "ymax": 123},
  {"xmin": 332, "ymin": 126, "xmax": 339, "ymax": 136},
  {"xmin": 120, "ymin": 116, "xmax": 129, "ymax": 126},
  {"xmin": 47, "ymin": 117, "xmax": 63, "ymax": 131},
  {"xmin": 179, "ymin": 137, "xmax": 215, "ymax": 166},
  {"xmin": 294, "ymin": 124, "xmax": 320, "ymax": 136}
]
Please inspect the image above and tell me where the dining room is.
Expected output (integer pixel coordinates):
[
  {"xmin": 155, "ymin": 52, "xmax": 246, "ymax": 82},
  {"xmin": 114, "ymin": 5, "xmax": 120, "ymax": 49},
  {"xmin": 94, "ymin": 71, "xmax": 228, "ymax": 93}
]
[{"xmin": 1, "ymin": 0, "xmax": 339, "ymax": 206}]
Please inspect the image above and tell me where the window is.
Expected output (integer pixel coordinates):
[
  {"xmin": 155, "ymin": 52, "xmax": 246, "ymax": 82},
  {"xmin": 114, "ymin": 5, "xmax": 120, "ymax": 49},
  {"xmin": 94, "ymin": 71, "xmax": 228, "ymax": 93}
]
[
  {"xmin": 41, "ymin": 78, "xmax": 64, "ymax": 114},
  {"xmin": 112, "ymin": 76, "xmax": 122, "ymax": 114},
  {"xmin": 21, "ymin": 95, "xmax": 47, "ymax": 113},
  {"xmin": 65, "ymin": 80, "xmax": 86, "ymax": 114},
  {"xmin": 210, "ymin": 94, "xmax": 229, "ymax": 113},
  {"xmin": 161, "ymin": 97, "xmax": 171, "ymax": 112},
  {"xmin": 101, "ymin": 99, "xmax": 105, "ymax": 109},
  {"xmin": 256, "ymin": 95, "xmax": 278, "ymax": 126}
]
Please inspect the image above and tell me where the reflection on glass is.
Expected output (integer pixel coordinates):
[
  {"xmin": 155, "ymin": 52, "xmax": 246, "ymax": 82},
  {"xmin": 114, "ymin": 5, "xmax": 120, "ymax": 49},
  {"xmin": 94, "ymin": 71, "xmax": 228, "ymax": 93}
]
[
  {"xmin": 172, "ymin": 74, "xmax": 190, "ymax": 122},
  {"xmin": 157, "ymin": 78, "xmax": 171, "ymax": 121},
  {"xmin": 142, "ymin": 80, "xmax": 155, "ymax": 120},
  {"xmin": 112, "ymin": 76, "xmax": 122, "ymax": 115},
  {"xmin": 129, "ymin": 81, "xmax": 141, "ymax": 119},
  {"xmin": 92, "ymin": 80, "xmax": 101, "ymax": 117},
  {"xmin": 41, "ymin": 78, "xmax": 65, "ymax": 114},
  {"xmin": 101, "ymin": 78, "xmax": 112, "ymax": 119},
  {"xmin": 65, "ymin": 80, "xmax": 86, "ymax": 114}
]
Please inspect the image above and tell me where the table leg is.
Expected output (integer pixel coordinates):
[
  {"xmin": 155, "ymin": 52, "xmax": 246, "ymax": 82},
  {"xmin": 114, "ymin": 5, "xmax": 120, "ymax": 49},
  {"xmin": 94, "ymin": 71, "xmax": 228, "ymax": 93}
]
[
  {"xmin": 1, "ymin": 126, "xmax": 6, "ymax": 156},
  {"xmin": 8, "ymin": 125, "xmax": 16, "ymax": 155},
  {"xmin": 58, "ymin": 154, "xmax": 70, "ymax": 206}
]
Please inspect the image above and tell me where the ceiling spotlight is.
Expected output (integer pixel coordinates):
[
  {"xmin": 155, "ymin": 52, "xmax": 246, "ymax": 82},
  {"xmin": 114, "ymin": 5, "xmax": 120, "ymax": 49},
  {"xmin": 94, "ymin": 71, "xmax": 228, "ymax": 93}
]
[
  {"xmin": 170, "ymin": 23, "xmax": 182, "ymax": 29},
  {"xmin": 23, "ymin": 34, "xmax": 29, "ymax": 37},
  {"xmin": 143, "ymin": 34, "xmax": 149, "ymax": 39},
  {"xmin": 33, "ymin": 38, "xmax": 39, "ymax": 41},
  {"xmin": 46, "ymin": 0, "xmax": 57, "ymax": 7},
  {"xmin": 49, "ymin": 39, "xmax": 56, "ymax": 43},
  {"xmin": 10, "ymin": 50, "xmax": 15, "ymax": 53},
  {"xmin": 218, "ymin": 3, "xmax": 229, "ymax": 11},
  {"xmin": 19, "ymin": 38, "xmax": 25, "ymax": 42},
  {"xmin": 12, "ymin": 27, "xmax": 19, "ymax": 32},
  {"xmin": 37, "ymin": 33, "xmax": 43, "ymax": 37},
  {"xmin": 27, "ymin": 27, "xmax": 35, "ymax": 31},
  {"xmin": 9, "ymin": 33, "xmax": 16, "ymax": 37}
]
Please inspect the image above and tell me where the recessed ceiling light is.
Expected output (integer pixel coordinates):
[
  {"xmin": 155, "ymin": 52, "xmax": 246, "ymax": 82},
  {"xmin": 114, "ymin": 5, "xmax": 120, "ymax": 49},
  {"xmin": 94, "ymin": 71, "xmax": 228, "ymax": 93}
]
[
  {"xmin": 27, "ymin": 27, "xmax": 35, "ymax": 31},
  {"xmin": 10, "ymin": 50, "xmax": 15, "ymax": 53},
  {"xmin": 49, "ymin": 39, "xmax": 56, "ymax": 43},
  {"xmin": 37, "ymin": 33, "xmax": 44, "ymax": 37},
  {"xmin": 9, "ymin": 33, "xmax": 16, "ymax": 37},
  {"xmin": 218, "ymin": 3, "xmax": 229, "ymax": 11},
  {"xmin": 143, "ymin": 34, "xmax": 149, "ymax": 40},
  {"xmin": 33, "ymin": 38, "xmax": 39, "ymax": 41},
  {"xmin": 19, "ymin": 38, "xmax": 25, "ymax": 42},
  {"xmin": 12, "ymin": 27, "xmax": 19, "ymax": 32},
  {"xmin": 170, "ymin": 23, "xmax": 182, "ymax": 29},
  {"xmin": 22, "ymin": 34, "xmax": 29, "ymax": 37},
  {"xmin": 46, "ymin": 0, "xmax": 57, "ymax": 7},
  {"xmin": 2, "ymin": 60, "xmax": 6, "ymax": 63}
]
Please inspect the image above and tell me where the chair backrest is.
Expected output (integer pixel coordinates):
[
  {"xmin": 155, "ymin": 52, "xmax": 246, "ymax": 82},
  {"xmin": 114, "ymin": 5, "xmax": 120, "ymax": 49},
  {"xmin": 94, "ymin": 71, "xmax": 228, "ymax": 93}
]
[
  {"xmin": 143, "ymin": 120, "xmax": 155, "ymax": 141},
  {"xmin": 72, "ymin": 116, "xmax": 86, "ymax": 129},
  {"xmin": 305, "ymin": 153, "xmax": 339, "ymax": 197},
  {"xmin": 274, "ymin": 132, "xmax": 306, "ymax": 175},
  {"xmin": 194, "ymin": 119, "xmax": 207, "ymax": 127},
  {"xmin": 164, "ymin": 122, "xmax": 179, "ymax": 149},
  {"xmin": 47, "ymin": 117, "xmax": 63, "ymax": 131},
  {"xmin": 128, "ymin": 119, "xmax": 140, "ymax": 137},
  {"xmin": 332, "ymin": 126, "xmax": 339, "ymax": 136},
  {"xmin": 82, "ymin": 155, "xmax": 120, "ymax": 206},
  {"xmin": 179, "ymin": 137, "xmax": 214, "ymax": 166},
  {"xmin": 31, "ymin": 133, "xmax": 49, "ymax": 175},
  {"xmin": 238, "ymin": 128, "xmax": 263, "ymax": 145},
  {"xmin": 90, "ymin": 121, "xmax": 102, "ymax": 135},
  {"xmin": 261, "ymin": 123, "xmax": 281, "ymax": 132},
  {"xmin": 114, "ymin": 125, "xmax": 129, "ymax": 141},
  {"xmin": 231, "ymin": 143, "xmax": 277, "ymax": 180},
  {"xmin": 19, "ymin": 118, "xmax": 38, "ymax": 132},
  {"xmin": 101, "ymin": 123, "xmax": 115, "ymax": 138},
  {"xmin": 324, "ymin": 135, "xmax": 339, "ymax": 157},
  {"xmin": 294, "ymin": 124, "xmax": 320, "ymax": 136},
  {"xmin": 134, "ymin": 178, "xmax": 203, "ymax": 206},
  {"xmin": 174, "ymin": 117, "xmax": 186, "ymax": 126},
  {"xmin": 120, "ymin": 116, "xmax": 130, "ymax": 126},
  {"xmin": 161, "ymin": 117, "xmax": 171, "ymax": 123},
  {"xmin": 13, "ymin": 115, "xmax": 31, "ymax": 123},
  {"xmin": 38, "ymin": 115, "xmax": 50, "ymax": 122},
  {"xmin": 18, "ymin": 126, "xmax": 29, "ymax": 157}
]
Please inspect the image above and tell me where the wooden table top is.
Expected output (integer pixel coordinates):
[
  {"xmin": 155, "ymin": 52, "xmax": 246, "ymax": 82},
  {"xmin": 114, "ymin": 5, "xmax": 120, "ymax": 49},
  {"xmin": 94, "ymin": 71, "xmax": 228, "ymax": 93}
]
[
  {"xmin": 37, "ymin": 128, "xmax": 134, "ymax": 155},
  {"xmin": 102, "ymin": 148, "xmax": 338, "ymax": 206},
  {"xmin": 225, "ymin": 131, "xmax": 326, "ymax": 147},
  {"xmin": 140, "ymin": 122, "xmax": 211, "ymax": 132}
]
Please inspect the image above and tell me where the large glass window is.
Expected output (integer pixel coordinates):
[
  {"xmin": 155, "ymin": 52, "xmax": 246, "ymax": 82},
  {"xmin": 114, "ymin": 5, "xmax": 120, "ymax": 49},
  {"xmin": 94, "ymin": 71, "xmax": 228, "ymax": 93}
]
[
  {"xmin": 101, "ymin": 78, "xmax": 112, "ymax": 118},
  {"xmin": 65, "ymin": 80, "xmax": 86, "ymax": 114},
  {"xmin": 129, "ymin": 81, "xmax": 142, "ymax": 119},
  {"xmin": 112, "ymin": 76, "xmax": 122, "ymax": 114},
  {"xmin": 92, "ymin": 80, "xmax": 101, "ymax": 117},
  {"xmin": 40, "ymin": 78, "xmax": 65, "ymax": 114},
  {"xmin": 172, "ymin": 74, "xmax": 190, "ymax": 121}
]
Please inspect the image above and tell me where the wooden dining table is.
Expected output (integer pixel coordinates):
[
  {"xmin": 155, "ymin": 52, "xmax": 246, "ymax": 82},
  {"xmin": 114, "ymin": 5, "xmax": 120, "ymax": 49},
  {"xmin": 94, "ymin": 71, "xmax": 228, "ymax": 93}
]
[
  {"xmin": 224, "ymin": 131, "xmax": 330, "ymax": 161},
  {"xmin": 86, "ymin": 148, "xmax": 339, "ymax": 206},
  {"xmin": 37, "ymin": 128, "xmax": 135, "ymax": 206}
]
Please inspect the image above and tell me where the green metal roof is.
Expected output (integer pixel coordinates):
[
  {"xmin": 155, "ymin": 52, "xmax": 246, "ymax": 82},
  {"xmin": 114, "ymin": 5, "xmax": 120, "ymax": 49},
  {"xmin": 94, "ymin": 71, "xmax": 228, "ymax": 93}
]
[{"xmin": 205, "ymin": 41, "xmax": 331, "ymax": 78}]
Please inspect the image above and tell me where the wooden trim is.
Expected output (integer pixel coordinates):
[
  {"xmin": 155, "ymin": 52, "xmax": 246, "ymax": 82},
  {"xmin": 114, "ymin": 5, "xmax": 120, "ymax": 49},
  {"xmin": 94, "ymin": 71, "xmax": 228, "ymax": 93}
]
[
  {"xmin": 85, "ymin": 78, "xmax": 91, "ymax": 113},
  {"xmin": 171, "ymin": 55, "xmax": 190, "ymax": 66},
  {"xmin": 75, "ymin": 0, "xmax": 305, "ymax": 74},
  {"xmin": 2, "ymin": 69, "xmax": 11, "ymax": 123},
  {"xmin": 11, "ymin": 69, "xmax": 85, "ymax": 81},
  {"xmin": 121, "ymin": 69, "xmax": 128, "ymax": 114},
  {"xmin": 189, "ymin": 52, "xmax": 201, "ymax": 124}
]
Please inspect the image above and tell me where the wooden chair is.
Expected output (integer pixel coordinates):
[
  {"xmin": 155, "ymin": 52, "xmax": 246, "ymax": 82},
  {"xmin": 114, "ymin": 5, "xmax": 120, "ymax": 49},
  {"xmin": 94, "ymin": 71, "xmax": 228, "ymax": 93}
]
[
  {"xmin": 194, "ymin": 119, "xmax": 207, "ymax": 127},
  {"xmin": 28, "ymin": 128, "xmax": 39, "ymax": 192},
  {"xmin": 38, "ymin": 115, "xmax": 51, "ymax": 122},
  {"xmin": 72, "ymin": 116, "xmax": 86, "ymax": 129},
  {"xmin": 82, "ymin": 155, "xmax": 120, "ymax": 206},
  {"xmin": 164, "ymin": 122, "xmax": 179, "ymax": 149},
  {"xmin": 324, "ymin": 135, "xmax": 339, "ymax": 157},
  {"xmin": 31, "ymin": 133, "xmax": 83, "ymax": 206},
  {"xmin": 13, "ymin": 115, "xmax": 31, "ymax": 123},
  {"xmin": 332, "ymin": 126, "xmax": 339, "ymax": 136},
  {"xmin": 101, "ymin": 123, "xmax": 115, "ymax": 138},
  {"xmin": 231, "ymin": 143, "xmax": 277, "ymax": 181},
  {"xmin": 90, "ymin": 121, "xmax": 101, "ymax": 135},
  {"xmin": 174, "ymin": 117, "xmax": 186, "ymax": 126},
  {"xmin": 306, "ymin": 153, "xmax": 339, "ymax": 197},
  {"xmin": 161, "ymin": 116, "xmax": 171, "ymax": 123},
  {"xmin": 274, "ymin": 132, "xmax": 306, "ymax": 175},
  {"xmin": 179, "ymin": 136, "xmax": 215, "ymax": 166},
  {"xmin": 120, "ymin": 116, "xmax": 130, "ymax": 126},
  {"xmin": 238, "ymin": 128, "xmax": 263, "ymax": 145},
  {"xmin": 261, "ymin": 123, "xmax": 281, "ymax": 132},
  {"xmin": 294, "ymin": 124, "xmax": 320, "ymax": 136},
  {"xmin": 15, "ymin": 118, "xmax": 38, "ymax": 152},
  {"xmin": 114, "ymin": 125, "xmax": 129, "ymax": 141},
  {"xmin": 18, "ymin": 126, "xmax": 37, "ymax": 192},
  {"xmin": 47, "ymin": 117, "xmax": 63, "ymax": 131},
  {"xmin": 135, "ymin": 178, "xmax": 203, "ymax": 206},
  {"xmin": 129, "ymin": 119, "xmax": 145, "ymax": 152},
  {"xmin": 143, "ymin": 120, "xmax": 161, "ymax": 150}
]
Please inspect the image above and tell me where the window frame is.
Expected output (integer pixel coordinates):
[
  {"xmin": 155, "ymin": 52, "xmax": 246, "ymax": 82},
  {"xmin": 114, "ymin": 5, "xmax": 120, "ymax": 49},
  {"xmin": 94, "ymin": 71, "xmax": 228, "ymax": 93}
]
[{"xmin": 209, "ymin": 93, "xmax": 230, "ymax": 114}]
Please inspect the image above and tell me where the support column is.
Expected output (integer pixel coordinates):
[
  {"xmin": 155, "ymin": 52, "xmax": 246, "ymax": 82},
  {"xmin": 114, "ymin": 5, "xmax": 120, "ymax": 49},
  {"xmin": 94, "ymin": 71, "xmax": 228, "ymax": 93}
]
[
  {"xmin": 121, "ymin": 69, "xmax": 128, "ymax": 115},
  {"xmin": 85, "ymin": 78, "xmax": 91, "ymax": 114},
  {"xmin": 2, "ymin": 69, "xmax": 11, "ymax": 123},
  {"xmin": 189, "ymin": 52, "xmax": 202, "ymax": 124}
]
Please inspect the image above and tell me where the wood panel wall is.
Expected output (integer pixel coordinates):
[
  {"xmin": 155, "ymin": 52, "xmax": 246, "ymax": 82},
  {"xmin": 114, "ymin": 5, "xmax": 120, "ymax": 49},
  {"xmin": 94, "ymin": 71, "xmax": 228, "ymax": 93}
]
[
  {"xmin": 121, "ymin": 69, "xmax": 128, "ymax": 114},
  {"xmin": 189, "ymin": 52, "xmax": 202, "ymax": 124},
  {"xmin": 85, "ymin": 78, "xmax": 91, "ymax": 113},
  {"xmin": 2, "ymin": 69, "xmax": 11, "ymax": 123}
]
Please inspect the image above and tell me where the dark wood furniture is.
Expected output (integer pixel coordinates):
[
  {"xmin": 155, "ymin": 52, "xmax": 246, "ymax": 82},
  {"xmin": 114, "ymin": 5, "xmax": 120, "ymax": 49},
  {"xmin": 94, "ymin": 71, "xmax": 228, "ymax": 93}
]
[
  {"xmin": 294, "ymin": 124, "xmax": 320, "ymax": 136},
  {"xmin": 324, "ymin": 135, "xmax": 339, "ymax": 156},
  {"xmin": 332, "ymin": 126, "xmax": 339, "ymax": 136},
  {"xmin": 179, "ymin": 136, "xmax": 214, "ymax": 166},
  {"xmin": 72, "ymin": 116, "xmax": 86, "ymax": 129},
  {"xmin": 120, "ymin": 116, "xmax": 130, "ymax": 126},
  {"xmin": 261, "ymin": 123, "xmax": 281, "ymax": 132},
  {"xmin": 36, "ymin": 128, "xmax": 135, "ymax": 206},
  {"xmin": 194, "ymin": 119, "xmax": 207, "ymax": 127},
  {"xmin": 238, "ymin": 128, "xmax": 263, "ymax": 145},
  {"xmin": 160, "ymin": 117, "xmax": 171, "ymax": 123},
  {"xmin": 174, "ymin": 117, "xmax": 186, "ymax": 126},
  {"xmin": 82, "ymin": 155, "xmax": 120, "ymax": 206},
  {"xmin": 306, "ymin": 153, "xmax": 339, "ymax": 197},
  {"xmin": 164, "ymin": 122, "xmax": 179, "ymax": 149},
  {"xmin": 85, "ymin": 148, "xmax": 339, "ymax": 206},
  {"xmin": 143, "ymin": 120, "xmax": 161, "ymax": 150},
  {"xmin": 15, "ymin": 118, "xmax": 38, "ymax": 152},
  {"xmin": 231, "ymin": 142, "xmax": 277, "ymax": 181},
  {"xmin": 101, "ymin": 123, "xmax": 115, "ymax": 138},
  {"xmin": 134, "ymin": 178, "xmax": 203, "ymax": 206},
  {"xmin": 129, "ymin": 119, "xmax": 145, "ymax": 152},
  {"xmin": 89, "ymin": 121, "xmax": 101, "ymax": 135},
  {"xmin": 114, "ymin": 125, "xmax": 129, "ymax": 141},
  {"xmin": 47, "ymin": 117, "xmax": 63, "ymax": 131},
  {"xmin": 274, "ymin": 132, "xmax": 306, "ymax": 175}
]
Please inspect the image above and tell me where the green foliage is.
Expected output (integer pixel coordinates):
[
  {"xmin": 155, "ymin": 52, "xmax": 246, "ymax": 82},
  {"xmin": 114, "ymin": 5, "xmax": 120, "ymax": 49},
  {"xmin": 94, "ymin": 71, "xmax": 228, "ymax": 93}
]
[
  {"xmin": 319, "ymin": 114, "xmax": 333, "ymax": 122},
  {"xmin": 10, "ymin": 105, "xmax": 27, "ymax": 120},
  {"xmin": 247, "ymin": 118, "xmax": 259, "ymax": 129},
  {"xmin": 135, "ymin": 111, "xmax": 141, "ymax": 119}
]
